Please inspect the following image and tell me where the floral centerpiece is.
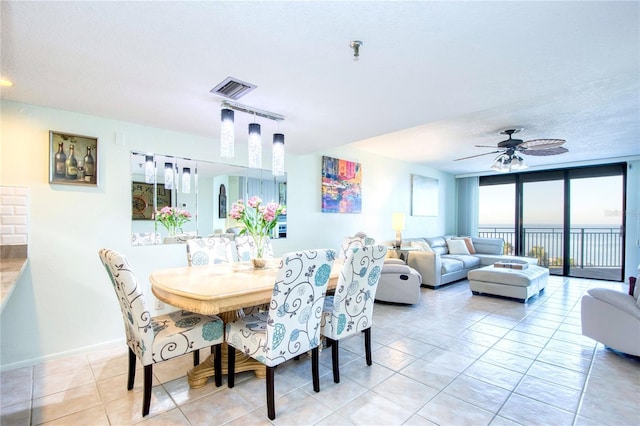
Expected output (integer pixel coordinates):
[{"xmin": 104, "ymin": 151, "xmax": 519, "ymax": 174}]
[
  {"xmin": 155, "ymin": 206, "xmax": 191, "ymax": 236},
  {"xmin": 229, "ymin": 196, "xmax": 286, "ymax": 263}
]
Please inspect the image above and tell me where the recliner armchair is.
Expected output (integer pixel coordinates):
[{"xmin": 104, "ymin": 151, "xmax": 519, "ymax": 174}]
[
  {"xmin": 581, "ymin": 266, "xmax": 640, "ymax": 356},
  {"xmin": 339, "ymin": 233, "xmax": 423, "ymax": 304},
  {"xmin": 375, "ymin": 258, "xmax": 422, "ymax": 304}
]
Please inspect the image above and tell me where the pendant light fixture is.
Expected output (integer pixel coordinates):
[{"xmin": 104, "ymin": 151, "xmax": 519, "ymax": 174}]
[
  {"xmin": 272, "ymin": 133, "xmax": 285, "ymax": 176},
  {"xmin": 248, "ymin": 121, "xmax": 262, "ymax": 169},
  {"xmin": 218, "ymin": 101, "xmax": 285, "ymax": 173},
  {"xmin": 144, "ymin": 155, "xmax": 154, "ymax": 183},
  {"xmin": 164, "ymin": 162, "xmax": 174, "ymax": 189},
  {"xmin": 182, "ymin": 167, "xmax": 191, "ymax": 193},
  {"xmin": 220, "ymin": 108, "xmax": 235, "ymax": 158}
]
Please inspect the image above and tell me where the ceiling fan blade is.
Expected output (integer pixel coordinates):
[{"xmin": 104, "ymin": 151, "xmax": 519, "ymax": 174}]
[
  {"xmin": 521, "ymin": 138, "xmax": 566, "ymax": 150},
  {"xmin": 474, "ymin": 145, "xmax": 501, "ymax": 148},
  {"xmin": 454, "ymin": 150, "xmax": 502, "ymax": 161},
  {"xmin": 521, "ymin": 147, "xmax": 569, "ymax": 156}
]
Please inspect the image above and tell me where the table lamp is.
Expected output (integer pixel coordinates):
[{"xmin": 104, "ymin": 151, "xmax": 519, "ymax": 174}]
[{"xmin": 392, "ymin": 212, "xmax": 405, "ymax": 249}]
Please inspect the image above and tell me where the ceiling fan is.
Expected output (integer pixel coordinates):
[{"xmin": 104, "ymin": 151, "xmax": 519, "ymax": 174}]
[{"xmin": 455, "ymin": 128, "xmax": 568, "ymax": 172}]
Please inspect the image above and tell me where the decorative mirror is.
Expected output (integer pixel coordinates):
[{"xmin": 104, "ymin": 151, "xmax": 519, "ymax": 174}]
[{"xmin": 130, "ymin": 151, "xmax": 286, "ymax": 245}]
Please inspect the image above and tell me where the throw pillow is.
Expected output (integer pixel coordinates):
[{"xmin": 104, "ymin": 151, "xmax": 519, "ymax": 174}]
[
  {"xmin": 411, "ymin": 240, "xmax": 433, "ymax": 252},
  {"xmin": 453, "ymin": 236, "xmax": 476, "ymax": 254},
  {"xmin": 447, "ymin": 239, "xmax": 470, "ymax": 255},
  {"xmin": 629, "ymin": 276, "xmax": 637, "ymax": 297}
]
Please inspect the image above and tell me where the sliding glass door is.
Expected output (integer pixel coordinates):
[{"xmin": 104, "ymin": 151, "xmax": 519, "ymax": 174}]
[
  {"xmin": 478, "ymin": 182, "xmax": 515, "ymax": 255},
  {"xmin": 569, "ymin": 175, "xmax": 624, "ymax": 281},
  {"xmin": 478, "ymin": 163, "xmax": 626, "ymax": 282},
  {"xmin": 522, "ymin": 177, "xmax": 565, "ymax": 276}
]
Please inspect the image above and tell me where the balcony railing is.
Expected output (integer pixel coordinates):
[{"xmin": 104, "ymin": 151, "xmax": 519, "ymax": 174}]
[{"xmin": 478, "ymin": 226, "xmax": 623, "ymax": 270}]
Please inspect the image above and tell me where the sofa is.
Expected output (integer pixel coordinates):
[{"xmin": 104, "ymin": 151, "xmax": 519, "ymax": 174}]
[
  {"xmin": 403, "ymin": 235, "xmax": 538, "ymax": 288},
  {"xmin": 581, "ymin": 267, "xmax": 640, "ymax": 356}
]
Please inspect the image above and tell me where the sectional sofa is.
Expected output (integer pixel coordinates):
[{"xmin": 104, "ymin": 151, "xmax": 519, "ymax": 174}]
[{"xmin": 402, "ymin": 235, "xmax": 538, "ymax": 288}]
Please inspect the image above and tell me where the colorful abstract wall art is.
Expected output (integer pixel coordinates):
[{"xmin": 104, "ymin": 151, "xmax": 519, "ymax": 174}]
[{"xmin": 321, "ymin": 156, "xmax": 362, "ymax": 213}]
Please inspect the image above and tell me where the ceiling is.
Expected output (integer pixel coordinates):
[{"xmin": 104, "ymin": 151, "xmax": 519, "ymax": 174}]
[{"xmin": 2, "ymin": 1, "xmax": 639, "ymax": 175}]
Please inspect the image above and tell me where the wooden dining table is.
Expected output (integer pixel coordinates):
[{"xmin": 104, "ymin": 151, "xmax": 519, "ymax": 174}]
[{"xmin": 150, "ymin": 258, "xmax": 342, "ymax": 388}]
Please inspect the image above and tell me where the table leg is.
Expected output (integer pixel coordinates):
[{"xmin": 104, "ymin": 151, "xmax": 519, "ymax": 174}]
[
  {"xmin": 187, "ymin": 309, "xmax": 267, "ymax": 389},
  {"xmin": 187, "ymin": 343, "xmax": 266, "ymax": 388}
]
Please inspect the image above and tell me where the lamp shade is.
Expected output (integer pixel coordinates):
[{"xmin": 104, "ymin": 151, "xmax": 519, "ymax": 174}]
[
  {"xmin": 392, "ymin": 212, "xmax": 405, "ymax": 230},
  {"xmin": 248, "ymin": 123, "xmax": 262, "ymax": 168},
  {"xmin": 272, "ymin": 133, "xmax": 285, "ymax": 176},
  {"xmin": 220, "ymin": 108, "xmax": 234, "ymax": 158}
]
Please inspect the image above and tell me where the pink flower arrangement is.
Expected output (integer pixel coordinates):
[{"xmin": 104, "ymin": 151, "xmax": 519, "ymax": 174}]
[
  {"xmin": 155, "ymin": 206, "xmax": 191, "ymax": 236},
  {"xmin": 229, "ymin": 196, "xmax": 286, "ymax": 258}
]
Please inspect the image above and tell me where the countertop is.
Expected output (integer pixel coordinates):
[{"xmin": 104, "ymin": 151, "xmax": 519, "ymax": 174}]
[{"xmin": 1, "ymin": 257, "xmax": 28, "ymax": 312}]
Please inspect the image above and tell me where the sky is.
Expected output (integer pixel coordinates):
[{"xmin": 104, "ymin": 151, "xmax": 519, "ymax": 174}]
[{"xmin": 479, "ymin": 175, "xmax": 623, "ymax": 227}]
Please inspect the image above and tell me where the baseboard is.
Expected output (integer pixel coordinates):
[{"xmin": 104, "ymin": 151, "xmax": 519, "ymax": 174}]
[{"xmin": 0, "ymin": 337, "xmax": 124, "ymax": 372}]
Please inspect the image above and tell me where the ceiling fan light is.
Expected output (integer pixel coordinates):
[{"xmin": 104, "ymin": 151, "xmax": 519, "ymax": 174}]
[
  {"xmin": 510, "ymin": 154, "xmax": 528, "ymax": 170},
  {"xmin": 491, "ymin": 153, "xmax": 510, "ymax": 172}
]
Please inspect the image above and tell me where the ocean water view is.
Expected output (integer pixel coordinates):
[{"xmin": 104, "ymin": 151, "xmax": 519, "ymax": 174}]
[{"xmin": 478, "ymin": 224, "xmax": 623, "ymax": 270}]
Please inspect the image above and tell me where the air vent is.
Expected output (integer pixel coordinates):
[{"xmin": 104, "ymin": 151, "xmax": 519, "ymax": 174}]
[{"xmin": 209, "ymin": 77, "xmax": 257, "ymax": 100}]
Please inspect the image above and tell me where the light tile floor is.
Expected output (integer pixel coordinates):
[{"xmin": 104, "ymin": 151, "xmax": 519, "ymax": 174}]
[{"xmin": 2, "ymin": 276, "xmax": 639, "ymax": 425}]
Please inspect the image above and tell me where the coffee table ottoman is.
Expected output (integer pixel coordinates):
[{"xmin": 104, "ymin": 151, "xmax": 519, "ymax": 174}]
[{"xmin": 467, "ymin": 264, "xmax": 549, "ymax": 303}]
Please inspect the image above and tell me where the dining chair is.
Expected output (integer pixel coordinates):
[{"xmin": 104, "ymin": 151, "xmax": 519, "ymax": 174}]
[
  {"xmin": 339, "ymin": 232, "xmax": 375, "ymax": 259},
  {"xmin": 321, "ymin": 245, "xmax": 387, "ymax": 383},
  {"xmin": 98, "ymin": 248, "xmax": 225, "ymax": 417},
  {"xmin": 225, "ymin": 249, "xmax": 337, "ymax": 420},
  {"xmin": 186, "ymin": 236, "xmax": 236, "ymax": 265}
]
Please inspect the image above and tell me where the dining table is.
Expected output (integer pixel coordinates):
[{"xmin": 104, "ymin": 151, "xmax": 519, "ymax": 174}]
[{"xmin": 150, "ymin": 258, "xmax": 342, "ymax": 388}]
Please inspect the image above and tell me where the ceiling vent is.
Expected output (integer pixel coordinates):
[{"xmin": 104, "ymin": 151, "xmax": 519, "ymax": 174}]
[{"xmin": 209, "ymin": 77, "xmax": 257, "ymax": 100}]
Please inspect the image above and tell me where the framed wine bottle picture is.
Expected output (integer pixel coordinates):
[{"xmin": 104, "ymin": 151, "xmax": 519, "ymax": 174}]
[{"xmin": 49, "ymin": 130, "xmax": 99, "ymax": 186}]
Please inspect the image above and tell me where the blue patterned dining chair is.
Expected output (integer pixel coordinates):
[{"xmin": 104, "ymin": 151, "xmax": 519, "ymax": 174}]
[
  {"xmin": 339, "ymin": 232, "xmax": 375, "ymax": 259},
  {"xmin": 321, "ymin": 245, "xmax": 387, "ymax": 383},
  {"xmin": 98, "ymin": 249, "xmax": 225, "ymax": 417},
  {"xmin": 186, "ymin": 236, "xmax": 236, "ymax": 265},
  {"xmin": 225, "ymin": 249, "xmax": 337, "ymax": 420}
]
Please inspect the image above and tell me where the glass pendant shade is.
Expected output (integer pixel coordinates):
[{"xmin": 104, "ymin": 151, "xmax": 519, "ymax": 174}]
[
  {"xmin": 491, "ymin": 153, "xmax": 510, "ymax": 173},
  {"xmin": 510, "ymin": 153, "xmax": 528, "ymax": 170},
  {"xmin": 163, "ymin": 162, "xmax": 174, "ymax": 189},
  {"xmin": 272, "ymin": 133, "xmax": 285, "ymax": 176},
  {"xmin": 248, "ymin": 123, "xmax": 262, "ymax": 168},
  {"xmin": 144, "ymin": 155, "xmax": 154, "ymax": 183},
  {"xmin": 220, "ymin": 108, "xmax": 235, "ymax": 158},
  {"xmin": 182, "ymin": 167, "xmax": 191, "ymax": 194},
  {"xmin": 491, "ymin": 152, "xmax": 528, "ymax": 173}
]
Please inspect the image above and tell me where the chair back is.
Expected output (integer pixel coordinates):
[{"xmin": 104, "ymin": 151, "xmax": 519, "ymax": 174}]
[
  {"xmin": 339, "ymin": 233, "xmax": 375, "ymax": 259},
  {"xmin": 98, "ymin": 248, "xmax": 154, "ymax": 364},
  {"xmin": 131, "ymin": 232, "xmax": 160, "ymax": 246},
  {"xmin": 186, "ymin": 237, "xmax": 236, "ymax": 265},
  {"xmin": 234, "ymin": 235, "xmax": 274, "ymax": 261},
  {"xmin": 263, "ymin": 249, "xmax": 336, "ymax": 365},
  {"xmin": 323, "ymin": 245, "xmax": 387, "ymax": 339}
]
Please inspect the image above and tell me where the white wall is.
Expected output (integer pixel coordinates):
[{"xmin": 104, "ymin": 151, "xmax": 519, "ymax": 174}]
[{"xmin": 0, "ymin": 100, "xmax": 455, "ymax": 369}]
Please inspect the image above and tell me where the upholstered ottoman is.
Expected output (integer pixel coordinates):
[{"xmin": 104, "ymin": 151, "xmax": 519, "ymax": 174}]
[{"xmin": 468, "ymin": 264, "xmax": 549, "ymax": 302}]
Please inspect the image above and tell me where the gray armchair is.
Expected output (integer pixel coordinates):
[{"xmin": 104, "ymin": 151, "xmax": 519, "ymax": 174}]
[
  {"xmin": 375, "ymin": 258, "xmax": 422, "ymax": 304},
  {"xmin": 339, "ymin": 233, "xmax": 422, "ymax": 304}
]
